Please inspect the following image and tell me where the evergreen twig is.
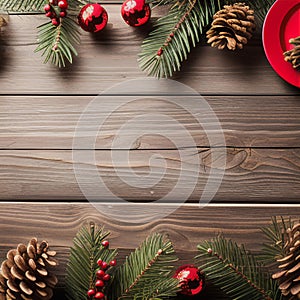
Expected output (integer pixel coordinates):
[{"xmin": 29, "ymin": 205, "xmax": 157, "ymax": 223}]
[
  {"xmin": 65, "ymin": 222, "xmax": 117, "ymax": 300},
  {"xmin": 109, "ymin": 233, "xmax": 179, "ymax": 300},
  {"xmin": 196, "ymin": 236, "xmax": 281, "ymax": 300},
  {"xmin": 35, "ymin": 17, "xmax": 80, "ymax": 68}
]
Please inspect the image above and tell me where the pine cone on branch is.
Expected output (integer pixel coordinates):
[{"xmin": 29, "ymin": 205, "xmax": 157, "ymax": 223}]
[
  {"xmin": 0, "ymin": 238, "xmax": 58, "ymax": 300},
  {"xmin": 206, "ymin": 3, "xmax": 256, "ymax": 50},
  {"xmin": 284, "ymin": 37, "xmax": 300, "ymax": 70},
  {"xmin": 272, "ymin": 223, "xmax": 300, "ymax": 300}
]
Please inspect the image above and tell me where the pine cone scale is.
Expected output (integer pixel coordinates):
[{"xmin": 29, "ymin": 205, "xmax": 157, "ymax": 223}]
[
  {"xmin": 0, "ymin": 239, "xmax": 58, "ymax": 300},
  {"xmin": 207, "ymin": 3, "xmax": 255, "ymax": 51}
]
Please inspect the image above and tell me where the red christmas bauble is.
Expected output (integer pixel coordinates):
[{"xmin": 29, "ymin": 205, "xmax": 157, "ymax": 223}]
[
  {"xmin": 78, "ymin": 3, "xmax": 108, "ymax": 33},
  {"xmin": 121, "ymin": 0, "xmax": 151, "ymax": 27},
  {"xmin": 174, "ymin": 265, "xmax": 205, "ymax": 296}
]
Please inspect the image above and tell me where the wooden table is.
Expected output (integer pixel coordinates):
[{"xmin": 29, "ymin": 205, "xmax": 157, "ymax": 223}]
[{"xmin": 0, "ymin": 5, "xmax": 299, "ymax": 298}]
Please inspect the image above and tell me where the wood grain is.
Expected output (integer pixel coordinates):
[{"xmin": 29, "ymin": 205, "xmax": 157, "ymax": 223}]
[
  {"xmin": 0, "ymin": 13, "xmax": 299, "ymax": 95},
  {"xmin": 0, "ymin": 149, "xmax": 299, "ymax": 202},
  {"xmin": 0, "ymin": 202, "xmax": 298, "ymax": 291},
  {"xmin": 0, "ymin": 95, "xmax": 300, "ymax": 149}
]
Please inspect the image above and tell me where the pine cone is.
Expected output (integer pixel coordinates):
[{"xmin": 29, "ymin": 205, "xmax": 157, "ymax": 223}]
[
  {"xmin": 0, "ymin": 238, "xmax": 58, "ymax": 300},
  {"xmin": 284, "ymin": 37, "xmax": 300, "ymax": 70},
  {"xmin": 272, "ymin": 223, "xmax": 300, "ymax": 299},
  {"xmin": 206, "ymin": 3, "xmax": 256, "ymax": 50}
]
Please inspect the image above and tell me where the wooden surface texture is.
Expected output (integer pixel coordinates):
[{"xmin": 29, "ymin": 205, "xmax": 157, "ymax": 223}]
[{"xmin": 0, "ymin": 4, "xmax": 299, "ymax": 299}]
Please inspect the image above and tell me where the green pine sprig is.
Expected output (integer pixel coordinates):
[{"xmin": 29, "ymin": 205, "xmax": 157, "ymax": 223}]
[
  {"xmin": 109, "ymin": 233, "xmax": 179, "ymax": 300},
  {"xmin": 35, "ymin": 16, "xmax": 80, "ymax": 68},
  {"xmin": 260, "ymin": 216, "xmax": 295, "ymax": 266},
  {"xmin": 139, "ymin": 0, "xmax": 221, "ymax": 78},
  {"xmin": 196, "ymin": 236, "xmax": 281, "ymax": 300},
  {"xmin": 65, "ymin": 222, "xmax": 117, "ymax": 300}
]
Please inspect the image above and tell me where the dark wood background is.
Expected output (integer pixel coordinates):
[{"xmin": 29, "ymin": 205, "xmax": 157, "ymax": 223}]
[{"xmin": 0, "ymin": 5, "xmax": 299, "ymax": 299}]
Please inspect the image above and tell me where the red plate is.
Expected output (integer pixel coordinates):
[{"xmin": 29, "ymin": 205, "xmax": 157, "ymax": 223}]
[{"xmin": 263, "ymin": 0, "xmax": 300, "ymax": 88}]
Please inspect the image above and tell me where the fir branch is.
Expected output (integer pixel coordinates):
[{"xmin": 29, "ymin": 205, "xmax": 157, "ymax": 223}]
[
  {"xmin": 0, "ymin": 0, "xmax": 45, "ymax": 13},
  {"xmin": 196, "ymin": 236, "xmax": 280, "ymax": 300},
  {"xmin": 65, "ymin": 222, "xmax": 117, "ymax": 300},
  {"xmin": 35, "ymin": 16, "xmax": 80, "ymax": 67},
  {"xmin": 0, "ymin": 0, "xmax": 89, "ymax": 13},
  {"xmin": 139, "ymin": 0, "xmax": 222, "ymax": 78},
  {"xmin": 109, "ymin": 233, "xmax": 179, "ymax": 300},
  {"xmin": 260, "ymin": 216, "xmax": 295, "ymax": 266}
]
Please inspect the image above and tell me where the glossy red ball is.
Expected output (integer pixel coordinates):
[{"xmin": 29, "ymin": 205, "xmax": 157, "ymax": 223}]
[
  {"xmin": 44, "ymin": 4, "xmax": 51, "ymax": 12},
  {"xmin": 94, "ymin": 292, "xmax": 105, "ymax": 299},
  {"xmin": 110, "ymin": 259, "xmax": 117, "ymax": 266},
  {"xmin": 101, "ymin": 261, "xmax": 108, "ymax": 270},
  {"xmin": 95, "ymin": 279, "xmax": 105, "ymax": 287},
  {"xmin": 121, "ymin": 0, "xmax": 151, "ymax": 27},
  {"xmin": 97, "ymin": 259, "xmax": 103, "ymax": 267},
  {"xmin": 103, "ymin": 274, "xmax": 111, "ymax": 281},
  {"xmin": 78, "ymin": 3, "xmax": 108, "ymax": 33},
  {"xmin": 58, "ymin": 0, "xmax": 68, "ymax": 9},
  {"xmin": 87, "ymin": 289, "xmax": 96, "ymax": 297},
  {"xmin": 174, "ymin": 265, "xmax": 205, "ymax": 296},
  {"xmin": 96, "ymin": 269, "xmax": 105, "ymax": 278},
  {"xmin": 102, "ymin": 240, "xmax": 109, "ymax": 248}
]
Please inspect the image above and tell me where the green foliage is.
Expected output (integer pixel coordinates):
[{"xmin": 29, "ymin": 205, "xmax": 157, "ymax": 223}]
[
  {"xmin": 196, "ymin": 236, "xmax": 280, "ymax": 300},
  {"xmin": 109, "ymin": 233, "xmax": 179, "ymax": 300},
  {"xmin": 0, "ymin": 0, "xmax": 45, "ymax": 12},
  {"xmin": 261, "ymin": 217, "xmax": 294, "ymax": 265},
  {"xmin": 35, "ymin": 17, "xmax": 80, "ymax": 68},
  {"xmin": 65, "ymin": 223, "xmax": 117, "ymax": 300},
  {"xmin": 139, "ymin": 0, "xmax": 221, "ymax": 78}
]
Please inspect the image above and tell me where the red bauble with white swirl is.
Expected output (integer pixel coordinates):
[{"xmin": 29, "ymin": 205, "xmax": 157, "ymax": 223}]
[
  {"xmin": 121, "ymin": 0, "xmax": 151, "ymax": 27},
  {"xmin": 78, "ymin": 3, "xmax": 108, "ymax": 33},
  {"xmin": 174, "ymin": 265, "xmax": 205, "ymax": 296}
]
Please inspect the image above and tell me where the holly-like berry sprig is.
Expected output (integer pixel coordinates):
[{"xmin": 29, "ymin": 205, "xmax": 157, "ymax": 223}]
[
  {"xmin": 44, "ymin": 0, "xmax": 69, "ymax": 26},
  {"xmin": 87, "ymin": 240, "xmax": 117, "ymax": 299}
]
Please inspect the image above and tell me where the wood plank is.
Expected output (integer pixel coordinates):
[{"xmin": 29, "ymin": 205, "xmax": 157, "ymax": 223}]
[
  {"xmin": 0, "ymin": 13, "xmax": 299, "ymax": 95},
  {"xmin": 0, "ymin": 202, "xmax": 298, "ymax": 291},
  {"xmin": 0, "ymin": 149, "xmax": 299, "ymax": 202},
  {"xmin": 0, "ymin": 95, "xmax": 299, "ymax": 149}
]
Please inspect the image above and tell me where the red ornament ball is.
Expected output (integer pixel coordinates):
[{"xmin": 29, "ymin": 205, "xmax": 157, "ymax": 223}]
[
  {"xmin": 121, "ymin": 0, "xmax": 151, "ymax": 27},
  {"xmin": 174, "ymin": 265, "xmax": 205, "ymax": 296},
  {"xmin": 101, "ymin": 240, "xmax": 109, "ymax": 248},
  {"xmin": 78, "ymin": 3, "xmax": 108, "ymax": 33}
]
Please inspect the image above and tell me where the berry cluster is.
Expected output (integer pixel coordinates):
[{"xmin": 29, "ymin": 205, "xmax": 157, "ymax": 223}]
[
  {"xmin": 44, "ymin": 0, "xmax": 68, "ymax": 26},
  {"xmin": 87, "ymin": 241, "xmax": 117, "ymax": 299}
]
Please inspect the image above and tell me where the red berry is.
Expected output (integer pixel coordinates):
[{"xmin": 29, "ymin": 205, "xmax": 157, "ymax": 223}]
[
  {"xmin": 103, "ymin": 274, "xmax": 111, "ymax": 281},
  {"xmin": 45, "ymin": 11, "xmax": 53, "ymax": 18},
  {"xmin": 44, "ymin": 4, "xmax": 51, "ymax": 11},
  {"xmin": 87, "ymin": 289, "xmax": 96, "ymax": 297},
  {"xmin": 51, "ymin": 18, "xmax": 59, "ymax": 26},
  {"xmin": 95, "ymin": 292, "xmax": 105, "ymax": 299},
  {"xmin": 102, "ymin": 240, "xmax": 109, "ymax": 248},
  {"xmin": 109, "ymin": 260, "xmax": 117, "ymax": 266},
  {"xmin": 58, "ymin": 0, "xmax": 68, "ymax": 9},
  {"xmin": 96, "ymin": 269, "xmax": 105, "ymax": 278},
  {"xmin": 95, "ymin": 279, "xmax": 105, "ymax": 287},
  {"xmin": 97, "ymin": 259, "xmax": 103, "ymax": 267},
  {"xmin": 101, "ymin": 261, "xmax": 108, "ymax": 270},
  {"xmin": 59, "ymin": 10, "xmax": 67, "ymax": 17}
]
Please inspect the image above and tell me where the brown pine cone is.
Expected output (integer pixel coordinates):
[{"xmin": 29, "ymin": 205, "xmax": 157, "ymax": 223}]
[
  {"xmin": 284, "ymin": 37, "xmax": 300, "ymax": 70},
  {"xmin": 0, "ymin": 238, "xmax": 58, "ymax": 300},
  {"xmin": 272, "ymin": 223, "xmax": 300, "ymax": 299},
  {"xmin": 206, "ymin": 3, "xmax": 256, "ymax": 50}
]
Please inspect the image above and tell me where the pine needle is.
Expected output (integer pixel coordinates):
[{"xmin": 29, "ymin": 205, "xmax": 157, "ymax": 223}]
[
  {"xmin": 65, "ymin": 223, "xmax": 117, "ymax": 300},
  {"xmin": 35, "ymin": 17, "xmax": 80, "ymax": 68},
  {"xmin": 195, "ymin": 236, "xmax": 281, "ymax": 300},
  {"xmin": 109, "ymin": 233, "xmax": 179, "ymax": 300}
]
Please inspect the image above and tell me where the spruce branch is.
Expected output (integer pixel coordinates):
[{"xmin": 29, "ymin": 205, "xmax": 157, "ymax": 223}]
[
  {"xmin": 196, "ymin": 236, "xmax": 281, "ymax": 300},
  {"xmin": 139, "ymin": 0, "xmax": 221, "ymax": 78},
  {"xmin": 109, "ymin": 233, "xmax": 179, "ymax": 300},
  {"xmin": 65, "ymin": 222, "xmax": 117, "ymax": 300},
  {"xmin": 261, "ymin": 217, "xmax": 294, "ymax": 265},
  {"xmin": 35, "ymin": 16, "xmax": 80, "ymax": 68}
]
